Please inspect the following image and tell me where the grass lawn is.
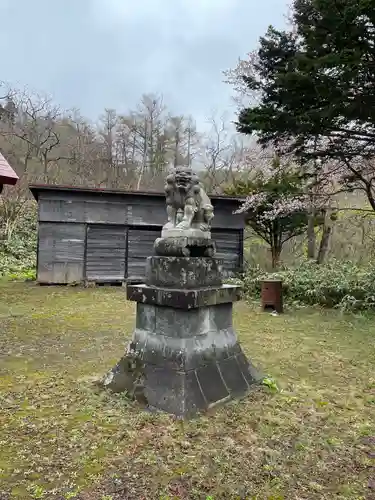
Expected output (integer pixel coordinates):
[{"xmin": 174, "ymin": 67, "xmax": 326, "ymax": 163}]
[{"xmin": 0, "ymin": 282, "xmax": 375, "ymax": 499}]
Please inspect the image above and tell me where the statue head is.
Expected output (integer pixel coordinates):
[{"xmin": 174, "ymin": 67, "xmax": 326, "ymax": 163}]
[{"xmin": 174, "ymin": 166, "xmax": 199, "ymax": 193}]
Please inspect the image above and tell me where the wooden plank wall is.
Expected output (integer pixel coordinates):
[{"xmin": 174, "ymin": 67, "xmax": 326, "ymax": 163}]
[
  {"xmin": 212, "ymin": 229, "xmax": 242, "ymax": 278},
  {"xmin": 37, "ymin": 222, "xmax": 85, "ymax": 284},
  {"xmin": 127, "ymin": 228, "xmax": 161, "ymax": 280},
  {"xmin": 37, "ymin": 191, "xmax": 244, "ymax": 229},
  {"xmin": 86, "ymin": 225, "xmax": 127, "ymax": 281},
  {"xmin": 36, "ymin": 189, "xmax": 244, "ymax": 284}
]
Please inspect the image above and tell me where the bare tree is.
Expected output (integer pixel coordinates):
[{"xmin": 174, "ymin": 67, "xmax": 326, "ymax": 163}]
[
  {"xmin": 113, "ymin": 94, "xmax": 168, "ymax": 191},
  {"xmin": 61, "ymin": 109, "xmax": 103, "ymax": 186},
  {"xmin": 200, "ymin": 112, "xmax": 262, "ymax": 193},
  {"xmin": 97, "ymin": 108, "xmax": 118, "ymax": 188},
  {"xmin": 136, "ymin": 94, "xmax": 167, "ymax": 189},
  {"xmin": 164, "ymin": 115, "xmax": 201, "ymax": 169},
  {"xmin": 0, "ymin": 86, "xmax": 65, "ymax": 182}
]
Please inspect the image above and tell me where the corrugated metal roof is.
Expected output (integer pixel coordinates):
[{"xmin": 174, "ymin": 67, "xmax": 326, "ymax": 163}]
[
  {"xmin": 29, "ymin": 183, "xmax": 245, "ymax": 202},
  {"xmin": 0, "ymin": 153, "xmax": 18, "ymax": 185}
]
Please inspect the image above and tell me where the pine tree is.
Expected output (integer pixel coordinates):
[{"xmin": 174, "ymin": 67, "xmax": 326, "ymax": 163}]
[{"xmin": 236, "ymin": 0, "xmax": 375, "ymax": 206}]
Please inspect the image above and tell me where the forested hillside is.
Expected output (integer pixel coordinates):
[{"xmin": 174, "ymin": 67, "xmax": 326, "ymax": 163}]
[{"xmin": 0, "ymin": 85, "xmax": 248, "ymax": 192}]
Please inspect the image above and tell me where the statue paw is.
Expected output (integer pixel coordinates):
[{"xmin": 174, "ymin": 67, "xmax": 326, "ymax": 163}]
[
  {"xmin": 163, "ymin": 222, "xmax": 175, "ymax": 230},
  {"xmin": 176, "ymin": 222, "xmax": 190, "ymax": 230}
]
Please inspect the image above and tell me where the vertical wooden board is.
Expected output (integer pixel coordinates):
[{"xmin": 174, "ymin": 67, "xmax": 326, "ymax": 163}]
[
  {"xmin": 86, "ymin": 225, "xmax": 126, "ymax": 281},
  {"xmin": 51, "ymin": 263, "xmax": 84, "ymax": 283},
  {"xmin": 127, "ymin": 228, "xmax": 161, "ymax": 280},
  {"xmin": 37, "ymin": 223, "xmax": 85, "ymax": 283},
  {"xmin": 211, "ymin": 200, "xmax": 244, "ymax": 229},
  {"xmin": 212, "ymin": 230, "xmax": 242, "ymax": 277},
  {"xmin": 37, "ymin": 262, "xmax": 53, "ymax": 283}
]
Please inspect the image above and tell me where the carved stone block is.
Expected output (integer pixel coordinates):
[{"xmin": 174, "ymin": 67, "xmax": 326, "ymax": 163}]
[
  {"xmin": 145, "ymin": 256, "xmax": 222, "ymax": 289},
  {"xmin": 126, "ymin": 283, "xmax": 242, "ymax": 309}
]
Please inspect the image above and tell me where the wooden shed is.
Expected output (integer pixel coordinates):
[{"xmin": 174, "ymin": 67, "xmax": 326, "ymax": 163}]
[{"xmin": 29, "ymin": 184, "xmax": 245, "ymax": 285}]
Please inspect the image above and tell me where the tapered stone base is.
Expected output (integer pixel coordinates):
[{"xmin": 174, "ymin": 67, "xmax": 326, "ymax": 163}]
[
  {"xmin": 143, "ymin": 352, "xmax": 258, "ymax": 417},
  {"xmin": 103, "ymin": 289, "xmax": 261, "ymax": 418}
]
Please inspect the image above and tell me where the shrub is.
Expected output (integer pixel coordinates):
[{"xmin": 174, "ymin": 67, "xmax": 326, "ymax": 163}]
[
  {"xmin": 0, "ymin": 203, "xmax": 37, "ymax": 278},
  {"xmin": 240, "ymin": 259, "xmax": 375, "ymax": 311},
  {"xmin": 7, "ymin": 268, "xmax": 36, "ymax": 281}
]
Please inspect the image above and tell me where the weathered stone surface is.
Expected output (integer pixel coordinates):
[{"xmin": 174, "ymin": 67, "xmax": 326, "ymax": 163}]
[
  {"xmin": 145, "ymin": 256, "xmax": 222, "ymax": 289},
  {"xmin": 101, "ymin": 351, "xmax": 144, "ymax": 396},
  {"xmin": 136, "ymin": 303, "xmax": 156, "ymax": 332},
  {"xmin": 135, "ymin": 299, "xmax": 228, "ymax": 335},
  {"xmin": 101, "ymin": 347, "xmax": 261, "ymax": 418},
  {"xmin": 140, "ymin": 352, "xmax": 260, "ymax": 417},
  {"xmin": 103, "ymin": 285, "xmax": 260, "ymax": 417},
  {"xmin": 127, "ymin": 283, "xmax": 242, "ymax": 309},
  {"xmin": 145, "ymin": 301, "xmax": 229, "ymax": 338},
  {"xmin": 236, "ymin": 352, "xmax": 263, "ymax": 385},
  {"xmin": 218, "ymin": 355, "xmax": 249, "ymax": 396},
  {"xmin": 161, "ymin": 227, "xmax": 211, "ymax": 240},
  {"xmin": 161, "ymin": 166, "xmax": 214, "ymax": 242},
  {"xmin": 132, "ymin": 328, "xmax": 242, "ymax": 372},
  {"xmin": 143, "ymin": 366, "xmax": 207, "ymax": 418},
  {"xmin": 211, "ymin": 303, "xmax": 233, "ymax": 330},
  {"xmin": 154, "ymin": 236, "xmax": 216, "ymax": 257},
  {"xmin": 130, "ymin": 303, "xmax": 243, "ymax": 370},
  {"xmin": 153, "ymin": 304, "xmax": 210, "ymax": 338},
  {"xmin": 196, "ymin": 363, "xmax": 229, "ymax": 404}
]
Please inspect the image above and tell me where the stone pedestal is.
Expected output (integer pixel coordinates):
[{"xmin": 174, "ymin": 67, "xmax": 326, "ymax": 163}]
[{"xmin": 103, "ymin": 245, "xmax": 261, "ymax": 419}]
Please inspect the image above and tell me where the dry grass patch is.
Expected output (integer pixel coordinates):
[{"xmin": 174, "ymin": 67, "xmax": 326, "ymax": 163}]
[{"xmin": 0, "ymin": 282, "xmax": 374, "ymax": 499}]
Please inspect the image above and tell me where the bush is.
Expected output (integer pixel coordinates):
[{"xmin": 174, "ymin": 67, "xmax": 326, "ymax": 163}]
[
  {"xmin": 240, "ymin": 259, "xmax": 375, "ymax": 311},
  {"xmin": 0, "ymin": 202, "xmax": 37, "ymax": 278},
  {"xmin": 6, "ymin": 268, "xmax": 36, "ymax": 281}
]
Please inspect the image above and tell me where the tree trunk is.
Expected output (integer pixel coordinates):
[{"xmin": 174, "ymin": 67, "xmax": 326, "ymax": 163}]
[
  {"xmin": 187, "ymin": 127, "xmax": 191, "ymax": 167},
  {"xmin": 137, "ymin": 118, "xmax": 148, "ymax": 191},
  {"xmin": 269, "ymin": 223, "xmax": 282, "ymax": 269},
  {"xmin": 174, "ymin": 129, "xmax": 180, "ymax": 168},
  {"xmin": 307, "ymin": 206, "xmax": 316, "ymax": 259},
  {"xmin": 316, "ymin": 209, "xmax": 334, "ymax": 264},
  {"xmin": 271, "ymin": 245, "xmax": 282, "ymax": 269}
]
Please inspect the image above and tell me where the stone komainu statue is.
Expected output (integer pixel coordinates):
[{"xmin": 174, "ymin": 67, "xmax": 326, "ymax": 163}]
[{"xmin": 162, "ymin": 166, "xmax": 214, "ymax": 235}]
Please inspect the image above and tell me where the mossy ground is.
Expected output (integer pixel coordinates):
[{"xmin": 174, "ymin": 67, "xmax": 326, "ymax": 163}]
[{"xmin": 0, "ymin": 281, "xmax": 374, "ymax": 499}]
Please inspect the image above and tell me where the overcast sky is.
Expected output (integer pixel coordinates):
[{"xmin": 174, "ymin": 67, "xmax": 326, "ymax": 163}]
[{"xmin": 0, "ymin": 0, "xmax": 287, "ymax": 129}]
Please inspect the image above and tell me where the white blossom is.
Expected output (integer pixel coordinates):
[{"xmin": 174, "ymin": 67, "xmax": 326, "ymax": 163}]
[{"xmin": 235, "ymin": 192, "xmax": 309, "ymax": 221}]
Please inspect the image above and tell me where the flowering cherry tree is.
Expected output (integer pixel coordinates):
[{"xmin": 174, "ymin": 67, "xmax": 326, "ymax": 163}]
[{"xmin": 225, "ymin": 156, "xmax": 317, "ymax": 268}]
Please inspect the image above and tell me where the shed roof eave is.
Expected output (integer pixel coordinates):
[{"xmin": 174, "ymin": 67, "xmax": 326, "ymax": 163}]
[
  {"xmin": 28, "ymin": 183, "xmax": 246, "ymax": 203},
  {"xmin": 0, "ymin": 153, "xmax": 19, "ymax": 185}
]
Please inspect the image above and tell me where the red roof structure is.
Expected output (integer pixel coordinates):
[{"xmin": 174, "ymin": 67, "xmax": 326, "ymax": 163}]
[{"xmin": 0, "ymin": 152, "xmax": 18, "ymax": 185}]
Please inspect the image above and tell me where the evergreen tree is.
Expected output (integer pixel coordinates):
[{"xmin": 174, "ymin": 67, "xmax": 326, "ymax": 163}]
[{"xmin": 236, "ymin": 0, "xmax": 375, "ymax": 207}]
